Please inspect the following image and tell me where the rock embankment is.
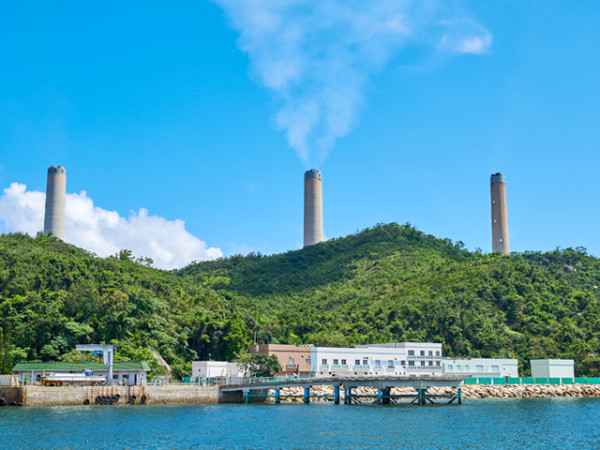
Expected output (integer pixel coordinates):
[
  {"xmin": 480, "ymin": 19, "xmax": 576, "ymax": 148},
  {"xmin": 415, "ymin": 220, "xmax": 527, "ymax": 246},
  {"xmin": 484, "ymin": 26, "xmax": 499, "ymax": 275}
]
[
  {"xmin": 462, "ymin": 384, "xmax": 600, "ymax": 399},
  {"xmin": 263, "ymin": 385, "xmax": 600, "ymax": 402}
]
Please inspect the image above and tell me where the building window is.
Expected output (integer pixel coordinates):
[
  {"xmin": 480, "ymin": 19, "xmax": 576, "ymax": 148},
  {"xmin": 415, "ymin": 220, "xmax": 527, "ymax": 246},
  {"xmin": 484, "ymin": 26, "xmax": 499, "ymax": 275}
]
[
  {"xmin": 436, "ymin": 361, "xmax": 440, "ymax": 366},
  {"xmin": 491, "ymin": 365, "xmax": 500, "ymax": 372},
  {"xmin": 436, "ymin": 351, "xmax": 440, "ymax": 356},
  {"xmin": 400, "ymin": 361, "xmax": 406, "ymax": 366},
  {"xmin": 428, "ymin": 361, "xmax": 433, "ymax": 366},
  {"xmin": 113, "ymin": 375, "xmax": 119, "ymax": 380},
  {"xmin": 288, "ymin": 357, "xmax": 295, "ymax": 366},
  {"xmin": 428, "ymin": 351, "xmax": 433, "ymax": 356},
  {"xmin": 355, "ymin": 360, "xmax": 360, "ymax": 365},
  {"xmin": 464, "ymin": 365, "xmax": 469, "ymax": 370},
  {"xmin": 448, "ymin": 365, "xmax": 453, "ymax": 371},
  {"xmin": 408, "ymin": 350, "xmax": 414, "ymax": 356},
  {"xmin": 341, "ymin": 359, "xmax": 347, "ymax": 365},
  {"xmin": 375, "ymin": 360, "xmax": 381, "ymax": 366},
  {"xmin": 333, "ymin": 359, "xmax": 339, "ymax": 365},
  {"xmin": 306, "ymin": 358, "xmax": 311, "ymax": 364},
  {"xmin": 321, "ymin": 359, "xmax": 327, "ymax": 365},
  {"xmin": 420, "ymin": 361, "xmax": 425, "ymax": 366},
  {"xmin": 122, "ymin": 375, "xmax": 129, "ymax": 379},
  {"xmin": 476, "ymin": 365, "xmax": 484, "ymax": 372},
  {"xmin": 409, "ymin": 361, "xmax": 415, "ymax": 366},
  {"xmin": 457, "ymin": 365, "xmax": 461, "ymax": 370},
  {"xmin": 363, "ymin": 360, "xmax": 368, "ymax": 366},
  {"xmin": 420, "ymin": 351, "xmax": 425, "ymax": 356}
]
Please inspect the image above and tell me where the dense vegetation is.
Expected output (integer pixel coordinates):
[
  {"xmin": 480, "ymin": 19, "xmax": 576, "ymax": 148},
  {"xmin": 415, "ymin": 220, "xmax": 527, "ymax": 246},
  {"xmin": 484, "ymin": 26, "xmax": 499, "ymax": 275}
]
[{"xmin": 2, "ymin": 223, "xmax": 600, "ymax": 377}]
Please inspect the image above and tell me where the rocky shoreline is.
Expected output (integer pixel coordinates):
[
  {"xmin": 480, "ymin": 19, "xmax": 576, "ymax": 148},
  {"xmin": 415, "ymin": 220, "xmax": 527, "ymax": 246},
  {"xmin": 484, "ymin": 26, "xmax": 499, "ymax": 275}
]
[{"xmin": 263, "ymin": 384, "xmax": 600, "ymax": 402}]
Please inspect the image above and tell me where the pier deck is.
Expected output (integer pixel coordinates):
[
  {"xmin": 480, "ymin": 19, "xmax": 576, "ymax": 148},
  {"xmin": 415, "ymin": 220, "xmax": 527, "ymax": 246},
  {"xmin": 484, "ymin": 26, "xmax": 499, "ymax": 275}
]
[{"xmin": 220, "ymin": 375, "xmax": 470, "ymax": 405}]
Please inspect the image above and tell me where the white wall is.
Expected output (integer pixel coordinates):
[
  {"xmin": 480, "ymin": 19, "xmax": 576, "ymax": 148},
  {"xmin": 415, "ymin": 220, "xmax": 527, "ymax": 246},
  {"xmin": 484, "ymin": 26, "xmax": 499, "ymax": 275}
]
[
  {"xmin": 15, "ymin": 370, "xmax": 147, "ymax": 386},
  {"xmin": 442, "ymin": 358, "xmax": 518, "ymax": 377},
  {"xmin": 530, "ymin": 360, "xmax": 574, "ymax": 378},
  {"xmin": 191, "ymin": 361, "xmax": 241, "ymax": 378},
  {"xmin": 311, "ymin": 343, "xmax": 443, "ymax": 377}
]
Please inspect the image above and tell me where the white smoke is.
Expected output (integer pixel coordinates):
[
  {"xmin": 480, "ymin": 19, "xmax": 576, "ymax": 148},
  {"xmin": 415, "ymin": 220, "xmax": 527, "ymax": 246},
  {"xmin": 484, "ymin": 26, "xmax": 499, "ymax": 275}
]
[
  {"xmin": 0, "ymin": 183, "xmax": 222, "ymax": 269},
  {"xmin": 214, "ymin": 0, "xmax": 492, "ymax": 167}
]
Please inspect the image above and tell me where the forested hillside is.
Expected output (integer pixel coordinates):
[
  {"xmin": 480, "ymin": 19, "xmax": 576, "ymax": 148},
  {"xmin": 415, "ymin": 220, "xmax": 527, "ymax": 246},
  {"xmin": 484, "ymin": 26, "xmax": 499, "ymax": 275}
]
[{"xmin": 2, "ymin": 223, "xmax": 600, "ymax": 376}]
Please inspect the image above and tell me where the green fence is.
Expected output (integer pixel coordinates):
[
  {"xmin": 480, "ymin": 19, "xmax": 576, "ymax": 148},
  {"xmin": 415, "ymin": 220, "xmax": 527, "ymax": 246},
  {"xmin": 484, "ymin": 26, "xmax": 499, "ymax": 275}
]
[{"xmin": 465, "ymin": 376, "xmax": 594, "ymax": 385}]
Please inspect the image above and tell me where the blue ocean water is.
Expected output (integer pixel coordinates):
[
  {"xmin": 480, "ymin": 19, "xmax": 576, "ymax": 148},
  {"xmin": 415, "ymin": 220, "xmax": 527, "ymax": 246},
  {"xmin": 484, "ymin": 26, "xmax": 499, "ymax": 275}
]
[{"xmin": 1, "ymin": 399, "xmax": 599, "ymax": 449}]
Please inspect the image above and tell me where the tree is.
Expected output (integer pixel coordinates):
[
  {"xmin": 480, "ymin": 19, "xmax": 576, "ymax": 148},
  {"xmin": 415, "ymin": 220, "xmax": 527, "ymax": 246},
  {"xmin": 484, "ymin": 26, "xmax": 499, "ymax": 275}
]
[{"xmin": 236, "ymin": 353, "xmax": 281, "ymax": 377}]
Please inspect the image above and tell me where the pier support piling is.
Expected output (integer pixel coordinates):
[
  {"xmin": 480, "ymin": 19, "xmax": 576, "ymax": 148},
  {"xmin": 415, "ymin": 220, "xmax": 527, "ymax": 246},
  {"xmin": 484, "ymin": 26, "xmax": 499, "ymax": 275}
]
[
  {"xmin": 334, "ymin": 386, "xmax": 340, "ymax": 405},
  {"xmin": 345, "ymin": 387, "xmax": 353, "ymax": 405},
  {"xmin": 381, "ymin": 388, "xmax": 391, "ymax": 405},
  {"xmin": 418, "ymin": 389, "xmax": 426, "ymax": 406},
  {"xmin": 275, "ymin": 389, "xmax": 280, "ymax": 404},
  {"xmin": 304, "ymin": 387, "xmax": 311, "ymax": 404}
]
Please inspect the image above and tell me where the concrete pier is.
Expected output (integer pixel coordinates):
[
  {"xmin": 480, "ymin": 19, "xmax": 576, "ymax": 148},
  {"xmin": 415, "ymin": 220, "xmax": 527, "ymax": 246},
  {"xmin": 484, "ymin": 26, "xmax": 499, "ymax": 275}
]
[
  {"xmin": 220, "ymin": 375, "xmax": 469, "ymax": 406},
  {"xmin": 0, "ymin": 385, "xmax": 219, "ymax": 407}
]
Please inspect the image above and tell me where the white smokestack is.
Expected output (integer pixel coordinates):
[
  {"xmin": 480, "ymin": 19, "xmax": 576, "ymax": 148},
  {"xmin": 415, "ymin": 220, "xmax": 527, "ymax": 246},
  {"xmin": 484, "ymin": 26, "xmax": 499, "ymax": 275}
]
[
  {"xmin": 44, "ymin": 165, "xmax": 66, "ymax": 240},
  {"xmin": 304, "ymin": 169, "xmax": 324, "ymax": 247}
]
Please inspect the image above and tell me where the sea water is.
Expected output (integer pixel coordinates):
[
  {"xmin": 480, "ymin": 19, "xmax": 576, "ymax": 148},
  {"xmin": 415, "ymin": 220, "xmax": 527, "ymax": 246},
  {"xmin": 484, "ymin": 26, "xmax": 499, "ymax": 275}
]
[{"xmin": 1, "ymin": 398, "xmax": 599, "ymax": 449}]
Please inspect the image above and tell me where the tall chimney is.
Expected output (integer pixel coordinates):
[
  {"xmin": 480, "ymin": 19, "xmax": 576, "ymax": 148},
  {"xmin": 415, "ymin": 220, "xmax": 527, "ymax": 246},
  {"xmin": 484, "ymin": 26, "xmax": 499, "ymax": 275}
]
[
  {"xmin": 490, "ymin": 172, "xmax": 509, "ymax": 254},
  {"xmin": 44, "ymin": 165, "xmax": 67, "ymax": 240},
  {"xmin": 304, "ymin": 169, "xmax": 324, "ymax": 247}
]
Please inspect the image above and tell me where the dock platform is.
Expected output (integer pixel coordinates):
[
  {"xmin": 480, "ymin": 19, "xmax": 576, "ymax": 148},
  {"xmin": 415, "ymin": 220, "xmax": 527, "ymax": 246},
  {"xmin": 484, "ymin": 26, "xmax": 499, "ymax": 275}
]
[{"xmin": 219, "ymin": 375, "xmax": 470, "ymax": 405}]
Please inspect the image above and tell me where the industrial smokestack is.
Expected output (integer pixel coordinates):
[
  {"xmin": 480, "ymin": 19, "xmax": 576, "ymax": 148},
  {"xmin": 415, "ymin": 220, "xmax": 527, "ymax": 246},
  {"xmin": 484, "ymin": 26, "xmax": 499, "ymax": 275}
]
[
  {"xmin": 490, "ymin": 172, "xmax": 509, "ymax": 254},
  {"xmin": 304, "ymin": 169, "xmax": 324, "ymax": 247},
  {"xmin": 44, "ymin": 165, "xmax": 67, "ymax": 240}
]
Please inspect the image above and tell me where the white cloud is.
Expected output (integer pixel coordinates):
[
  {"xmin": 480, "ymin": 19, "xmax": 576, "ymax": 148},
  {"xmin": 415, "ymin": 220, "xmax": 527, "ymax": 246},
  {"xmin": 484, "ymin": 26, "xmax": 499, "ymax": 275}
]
[
  {"xmin": 213, "ymin": 0, "xmax": 492, "ymax": 167},
  {"xmin": 0, "ymin": 183, "xmax": 222, "ymax": 269}
]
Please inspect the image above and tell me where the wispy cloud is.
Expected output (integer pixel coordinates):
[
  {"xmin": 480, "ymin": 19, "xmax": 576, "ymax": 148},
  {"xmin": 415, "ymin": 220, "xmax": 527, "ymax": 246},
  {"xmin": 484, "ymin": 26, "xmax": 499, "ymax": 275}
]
[
  {"xmin": 0, "ymin": 183, "xmax": 222, "ymax": 269},
  {"xmin": 213, "ymin": 0, "xmax": 492, "ymax": 167}
]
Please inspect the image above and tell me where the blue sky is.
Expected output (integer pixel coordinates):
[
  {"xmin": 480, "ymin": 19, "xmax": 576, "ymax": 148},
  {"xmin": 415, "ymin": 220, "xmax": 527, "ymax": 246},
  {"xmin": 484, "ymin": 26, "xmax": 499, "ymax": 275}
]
[{"xmin": 1, "ymin": 1, "xmax": 599, "ymax": 268}]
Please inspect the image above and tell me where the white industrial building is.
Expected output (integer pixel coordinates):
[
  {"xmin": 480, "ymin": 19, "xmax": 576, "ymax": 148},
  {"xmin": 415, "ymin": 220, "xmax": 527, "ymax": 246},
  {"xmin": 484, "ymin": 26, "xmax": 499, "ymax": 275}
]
[
  {"xmin": 12, "ymin": 361, "xmax": 150, "ymax": 386},
  {"xmin": 442, "ymin": 358, "xmax": 519, "ymax": 378},
  {"xmin": 311, "ymin": 342, "xmax": 443, "ymax": 377},
  {"xmin": 191, "ymin": 361, "xmax": 243, "ymax": 379},
  {"xmin": 530, "ymin": 359, "xmax": 574, "ymax": 378}
]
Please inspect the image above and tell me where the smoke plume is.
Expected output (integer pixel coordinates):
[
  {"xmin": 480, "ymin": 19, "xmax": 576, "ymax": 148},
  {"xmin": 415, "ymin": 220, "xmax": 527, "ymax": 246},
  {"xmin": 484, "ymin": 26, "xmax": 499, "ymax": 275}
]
[{"xmin": 214, "ymin": 0, "xmax": 491, "ymax": 167}]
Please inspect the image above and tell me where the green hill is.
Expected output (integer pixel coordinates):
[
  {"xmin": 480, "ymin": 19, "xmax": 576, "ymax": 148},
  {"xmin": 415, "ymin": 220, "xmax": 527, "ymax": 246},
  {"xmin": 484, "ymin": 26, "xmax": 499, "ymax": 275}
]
[{"xmin": 2, "ymin": 223, "xmax": 600, "ymax": 377}]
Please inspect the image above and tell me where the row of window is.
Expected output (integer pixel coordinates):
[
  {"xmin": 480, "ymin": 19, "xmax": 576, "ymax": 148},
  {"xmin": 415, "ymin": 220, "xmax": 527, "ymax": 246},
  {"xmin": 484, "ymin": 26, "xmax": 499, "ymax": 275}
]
[
  {"xmin": 318, "ymin": 359, "xmax": 442, "ymax": 368},
  {"xmin": 446, "ymin": 364, "xmax": 500, "ymax": 372},
  {"xmin": 407, "ymin": 350, "xmax": 441, "ymax": 356}
]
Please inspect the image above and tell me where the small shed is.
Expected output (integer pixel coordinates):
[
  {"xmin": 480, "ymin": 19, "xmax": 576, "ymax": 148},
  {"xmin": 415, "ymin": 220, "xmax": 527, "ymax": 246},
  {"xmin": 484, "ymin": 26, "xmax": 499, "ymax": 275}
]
[
  {"xmin": 191, "ymin": 361, "xmax": 242, "ymax": 379},
  {"xmin": 530, "ymin": 359, "xmax": 575, "ymax": 379}
]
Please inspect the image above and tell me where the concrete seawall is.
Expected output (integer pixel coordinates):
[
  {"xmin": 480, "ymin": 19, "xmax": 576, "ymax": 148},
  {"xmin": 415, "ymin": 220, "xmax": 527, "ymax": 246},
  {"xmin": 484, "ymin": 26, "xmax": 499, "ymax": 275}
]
[
  {"xmin": 3, "ymin": 384, "xmax": 599, "ymax": 407},
  {"xmin": 0, "ymin": 385, "xmax": 219, "ymax": 407}
]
